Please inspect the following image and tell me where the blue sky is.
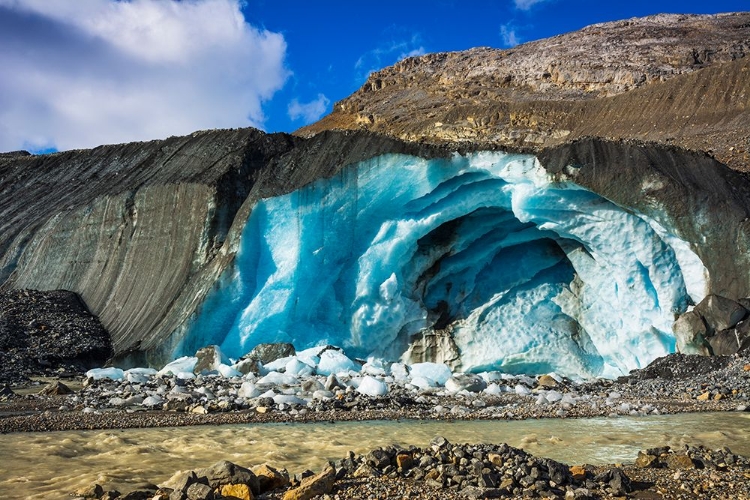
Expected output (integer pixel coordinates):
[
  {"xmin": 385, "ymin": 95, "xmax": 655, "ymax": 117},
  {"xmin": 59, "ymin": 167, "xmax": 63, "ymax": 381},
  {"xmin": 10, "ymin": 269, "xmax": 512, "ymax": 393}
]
[{"xmin": 0, "ymin": 0, "xmax": 747, "ymax": 153}]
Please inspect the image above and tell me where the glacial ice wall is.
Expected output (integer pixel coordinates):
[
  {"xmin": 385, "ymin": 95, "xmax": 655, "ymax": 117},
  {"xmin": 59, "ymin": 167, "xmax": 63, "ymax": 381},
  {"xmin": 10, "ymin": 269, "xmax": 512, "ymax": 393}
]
[{"xmin": 182, "ymin": 152, "xmax": 708, "ymax": 378}]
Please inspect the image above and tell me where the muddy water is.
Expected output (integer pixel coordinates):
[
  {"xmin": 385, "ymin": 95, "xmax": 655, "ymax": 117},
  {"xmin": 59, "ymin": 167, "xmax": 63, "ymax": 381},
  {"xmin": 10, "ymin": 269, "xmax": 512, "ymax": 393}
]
[{"xmin": 2, "ymin": 412, "xmax": 750, "ymax": 499}]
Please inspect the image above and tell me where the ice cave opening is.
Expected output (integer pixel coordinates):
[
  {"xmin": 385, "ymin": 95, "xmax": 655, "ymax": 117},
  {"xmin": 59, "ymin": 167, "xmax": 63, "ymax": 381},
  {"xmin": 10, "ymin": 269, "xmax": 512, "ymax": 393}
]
[{"xmin": 181, "ymin": 152, "xmax": 708, "ymax": 378}]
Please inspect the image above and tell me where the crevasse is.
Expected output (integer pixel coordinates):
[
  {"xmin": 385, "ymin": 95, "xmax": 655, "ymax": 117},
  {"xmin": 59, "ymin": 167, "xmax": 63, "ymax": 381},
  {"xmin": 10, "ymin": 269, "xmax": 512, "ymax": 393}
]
[{"xmin": 180, "ymin": 152, "xmax": 708, "ymax": 378}]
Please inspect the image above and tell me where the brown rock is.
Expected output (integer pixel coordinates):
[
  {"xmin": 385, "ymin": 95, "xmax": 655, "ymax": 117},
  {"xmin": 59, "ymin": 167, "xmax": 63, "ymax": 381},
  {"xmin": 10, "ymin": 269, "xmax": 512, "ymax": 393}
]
[
  {"xmin": 396, "ymin": 452, "xmax": 414, "ymax": 470},
  {"xmin": 697, "ymin": 392, "xmax": 710, "ymax": 401},
  {"xmin": 282, "ymin": 464, "xmax": 336, "ymax": 500},
  {"xmin": 537, "ymin": 374, "xmax": 558, "ymax": 388},
  {"xmin": 75, "ymin": 483, "xmax": 104, "ymax": 498},
  {"xmin": 220, "ymin": 483, "xmax": 254, "ymax": 500},
  {"xmin": 488, "ymin": 453, "xmax": 503, "ymax": 467},
  {"xmin": 252, "ymin": 464, "xmax": 289, "ymax": 493},
  {"xmin": 665, "ymin": 454, "xmax": 696, "ymax": 470},
  {"xmin": 744, "ymin": 364, "xmax": 750, "ymax": 372},
  {"xmin": 41, "ymin": 381, "xmax": 73, "ymax": 396},
  {"xmin": 569, "ymin": 465, "xmax": 587, "ymax": 481},
  {"xmin": 634, "ymin": 452, "xmax": 658, "ymax": 468}
]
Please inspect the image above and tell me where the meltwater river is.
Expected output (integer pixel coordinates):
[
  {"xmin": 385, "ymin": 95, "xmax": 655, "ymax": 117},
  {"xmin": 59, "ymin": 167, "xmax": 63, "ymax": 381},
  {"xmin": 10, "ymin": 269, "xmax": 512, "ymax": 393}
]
[{"xmin": 2, "ymin": 412, "xmax": 750, "ymax": 499}]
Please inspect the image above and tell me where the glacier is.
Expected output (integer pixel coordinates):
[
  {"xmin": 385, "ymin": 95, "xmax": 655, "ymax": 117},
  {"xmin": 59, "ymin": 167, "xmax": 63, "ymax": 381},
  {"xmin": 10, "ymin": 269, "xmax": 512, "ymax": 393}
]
[{"xmin": 179, "ymin": 151, "xmax": 708, "ymax": 378}]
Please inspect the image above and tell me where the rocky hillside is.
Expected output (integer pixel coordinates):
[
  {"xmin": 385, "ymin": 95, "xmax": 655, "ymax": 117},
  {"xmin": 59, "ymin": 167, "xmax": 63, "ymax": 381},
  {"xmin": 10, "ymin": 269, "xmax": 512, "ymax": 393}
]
[{"xmin": 299, "ymin": 12, "xmax": 750, "ymax": 171}]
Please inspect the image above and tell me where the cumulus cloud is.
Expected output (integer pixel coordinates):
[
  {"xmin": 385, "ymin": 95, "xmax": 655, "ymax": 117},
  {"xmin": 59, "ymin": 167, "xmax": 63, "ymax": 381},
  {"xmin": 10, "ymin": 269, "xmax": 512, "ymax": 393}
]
[
  {"xmin": 0, "ymin": 0, "xmax": 289, "ymax": 152},
  {"xmin": 514, "ymin": 0, "xmax": 552, "ymax": 10},
  {"xmin": 355, "ymin": 33, "xmax": 425, "ymax": 81},
  {"xmin": 500, "ymin": 24, "xmax": 521, "ymax": 47},
  {"xmin": 287, "ymin": 94, "xmax": 330, "ymax": 124}
]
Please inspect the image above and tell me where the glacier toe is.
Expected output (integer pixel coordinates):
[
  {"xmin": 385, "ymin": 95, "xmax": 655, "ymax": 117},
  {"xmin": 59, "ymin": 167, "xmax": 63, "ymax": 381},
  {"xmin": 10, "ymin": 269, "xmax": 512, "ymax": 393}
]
[{"xmin": 181, "ymin": 152, "xmax": 707, "ymax": 378}]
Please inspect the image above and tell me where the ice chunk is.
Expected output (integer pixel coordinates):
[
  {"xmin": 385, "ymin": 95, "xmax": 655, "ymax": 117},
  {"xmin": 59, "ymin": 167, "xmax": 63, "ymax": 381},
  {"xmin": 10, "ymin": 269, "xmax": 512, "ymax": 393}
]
[
  {"xmin": 257, "ymin": 371, "xmax": 300, "ymax": 387},
  {"xmin": 515, "ymin": 384, "xmax": 531, "ymax": 396},
  {"xmin": 158, "ymin": 356, "xmax": 198, "ymax": 377},
  {"xmin": 142, "ymin": 395, "xmax": 163, "ymax": 407},
  {"xmin": 285, "ymin": 357, "xmax": 315, "ymax": 377},
  {"xmin": 362, "ymin": 357, "xmax": 388, "ymax": 376},
  {"xmin": 409, "ymin": 376, "xmax": 436, "ymax": 389},
  {"xmin": 356, "ymin": 375, "xmax": 389, "ymax": 397},
  {"xmin": 238, "ymin": 381, "xmax": 260, "ymax": 399},
  {"xmin": 296, "ymin": 346, "xmax": 325, "ymax": 367},
  {"xmin": 317, "ymin": 350, "xmax": 359, "ymax": 376},
  {"xmin": 483, "ymin": 383, "xmax": 503, "ymax": 395},
  {"xmin": 217, "ymin": 364, "xmax": 242, "ymax": 378},
  {"xmin": 86, "ymin": 367, "xmax": 124, "ymax": 380},
  {"xmin": 263, "ymin": 355, "xmax": 295, "ymax": 373},
  {"xmin": 390, "ymin": 362, "xmax": 409, "ymax": 381},
  {"xmin": 409, "ymin": 363, "xmax": 451, "ymax": 385},
  {"xmin": 273, "ymin": 394, "xmax": 306, "ymax": 406}
]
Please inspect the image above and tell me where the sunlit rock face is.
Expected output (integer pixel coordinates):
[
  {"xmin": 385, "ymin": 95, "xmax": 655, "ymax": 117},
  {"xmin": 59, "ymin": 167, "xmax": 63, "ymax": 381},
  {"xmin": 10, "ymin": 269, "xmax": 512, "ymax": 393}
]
[{"xmin": 181, "ymin": 152, "xmax": 708, "ymax": 378}]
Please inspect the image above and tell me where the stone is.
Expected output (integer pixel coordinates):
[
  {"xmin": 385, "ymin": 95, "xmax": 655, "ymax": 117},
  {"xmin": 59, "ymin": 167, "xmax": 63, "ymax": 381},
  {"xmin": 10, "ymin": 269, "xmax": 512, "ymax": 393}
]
[
  {"xmin": 606, "ymin": 468, "xmax": 631, "ymax": 495},
  {"xmin": 185, "ymin": 482, "xmax": 214, "ymax": 500},
  {"xmin": 282, "ymin": 464, "xmax": 336, "ymax": 500},
  {"xmin": 569, "ymin": 465, "xmax": 587, "ymax": 480},
  {"xmin": 488, "ymin": 453, "xmax": 503, "ymax": 467},
  {"xmin": 244, "ymin": 343, "xmax": 296, "ymax": 365},
  {"xmin": 101, "ymin": 491, "xmax": 122, "ymax": 500},
  {"xmin": 252, "ymin": 464, "xmax": 289, "ymax": 493},
  {"xmin": 537, "ymin": 374, "xmax": 559, "ymax": 388},
  {"xmin": 194, "ymin": 345, "xmax": 227, "ymax": 375},
  {"xmin": 40, "ymin": 380, "xmax": 73, "ymax": 396},
  {"xmin": 353, "ymin": 463, "xmax": 379, "ymax": 478},
  {"xmin": 220, "ymin": 483, "xmax": 253, "ymax": 500},
  {"xmin": 395, "ymin": 452, "xmax": 414, "ymax": 470},
  {"xmin": 694, "ymin": 294, "xmax": 747, "ymax": 335},
  {"xmin": 366, "ymin": 448, "xmax": 391, "ymax": 469},
  {"xmin": 196, "ymin": 461, "xmax": 259, "ymax": 495},
  {"xmin": 75, "ymin": 483, "xmax": 104, "ymax": 498},
  {"xmin": 635, "ymin": 452, "xmax": 658, "ymax": 468},
  {"xmin": 673, "ymin": 311, "xmax": 710, "ymax": 355},
  {"xmin": 665, "ymin": 454, "xmax": 696, "ymax": 470},
  {"xmin": 445, "ymin": 373, "xmax": 487, "ymax": 393},
  {"xmin": 233, "ymin": 358, "xmax": 262, "ymax": 375},
  {"xmin": 697, "ymin": 392, "xmax": 710, "ymax": 401},
  {"xmin": 709, "ymin": 320, "xmax": 750, "ymax": 355}
]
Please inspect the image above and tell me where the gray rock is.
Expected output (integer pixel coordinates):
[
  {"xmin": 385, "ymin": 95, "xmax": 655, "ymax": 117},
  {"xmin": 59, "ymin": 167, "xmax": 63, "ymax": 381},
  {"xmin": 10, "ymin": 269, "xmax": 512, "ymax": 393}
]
[
  {"xmin": 193, "ymin": 345, "xmax": 227, "ymax": 375},
  {"xmin": 694, "ymin": 294, "xmax": 748, "ymax": 335},
  {"xmin": 673, "ymin": 310, "xmax": 710, "ymax": 355},
  {"xmin": 708, "ymin": 322, "xmax": 750, "ymax": 355},
  {"xmin": 445, "ymin": 373, "xmax": 487, "ymax": 393},
  {"xmin": 185, "ymin": 482, "xmax": 214, "ymax": 500},
  {"xmin": 194, "ymin": 460, "xmax": 259, "ymax": 495},
  {"xmin": 243, "ymin": 343, "xmax": 295, "ymax": 365}
]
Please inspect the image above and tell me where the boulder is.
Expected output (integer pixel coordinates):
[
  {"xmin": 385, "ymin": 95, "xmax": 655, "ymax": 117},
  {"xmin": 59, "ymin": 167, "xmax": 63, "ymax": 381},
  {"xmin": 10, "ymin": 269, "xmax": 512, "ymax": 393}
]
[
  {"xmin": 445, "ymin": 373, "xmax": 487, "ymax": 393},
  {"xmin": 243, "ymin": 343, "xmax": 296, "ymax": 365},
  {"xmin": 195, "ymin": 461, "xmax": 259, "ymax": 496},
  {"xmin": 219, "ymin": 484, "xmax": 253, "ymax": 500},
  {"xmin": 40, "ymin": 380, "xmax": 73, "ymax": 395},
  {"xmin": 694, "ymin": 295, "xmax": 747, "ymax": 335},
  {"xmin": 665, "ymin": 454, "xmax": 696, "ymax": 470},
  {"xmin": 672, "ymin": 311, "xmax": 710, "ymax": 355},
  {"xmin": 74, "ymin": 483, "xmax": 104, "ymax": 498},
  {"xmin": 708, "ymin": 320, "xmax": 750, "ymax": 356},
  {"xmin": 252, "ymin": 464, "xmax": 289, "ymax": 493},
  {"xmin": 193, "ymin": 345, "xmax": 228, "ymax": 375},
  {"xmin": 282, "ymin": 464, "xmax": 336, "ymax": 500}
]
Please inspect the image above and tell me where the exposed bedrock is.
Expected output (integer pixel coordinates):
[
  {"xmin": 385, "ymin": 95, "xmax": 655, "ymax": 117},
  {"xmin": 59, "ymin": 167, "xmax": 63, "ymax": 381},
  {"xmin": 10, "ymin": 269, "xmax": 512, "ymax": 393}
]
[{"xmin": 2, "ymin": 130, "xmax": 750, "ymax": 374}]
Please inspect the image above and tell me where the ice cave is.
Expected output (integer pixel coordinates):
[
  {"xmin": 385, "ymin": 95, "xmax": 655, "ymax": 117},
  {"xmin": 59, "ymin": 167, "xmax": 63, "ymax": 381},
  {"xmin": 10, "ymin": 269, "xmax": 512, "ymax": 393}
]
[{"xmin": 181, "ymin": 152, "xmax": 708, "ymax": 378}]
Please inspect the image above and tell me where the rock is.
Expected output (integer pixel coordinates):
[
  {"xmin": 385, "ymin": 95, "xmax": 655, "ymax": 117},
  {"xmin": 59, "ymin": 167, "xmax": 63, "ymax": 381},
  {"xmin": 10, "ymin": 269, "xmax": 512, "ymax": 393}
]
[
  {"xmin": 445, "ymin": 373, "xmax": 487, "ymax": 393},
  {"xmin": 185, "ymin": 482, "xmax": 214, "ymax": 500},
  {"xmin": 665, "ymin": 454, "xmax": 696, "ymax": 470},
  {"xmin": 282, "ymin": 464, "xmax": 336, "ymax": 500},
  {"xmin": 195, "ymin": 461, "xmax": 259, "ymax": 495},
  {"xmin": 232, "ymin": 358, "xmax": 262, "ymax": 375},
  {"xmin": 395, "ymin": 452, "xmax": 413, "ymax": 470},
  {"xmin": 100, "ymin": 491, "xmax": 122, "ymax": 500},
  {"xmin": 635, "ymin": 451, "xmax": 658, "ymax": 468},
  {"xmin": 694, "ymin": 294, "xmax": 747, "ymax": 335},
  {"xmin": 365, "ymin": 448, "xmax": 391, "ymax": 469},
  {"xmin": 0, "ymin": 385, "xmax": 15, "ymax": 400},
  {"xmin": 219, "ymin": 484, "xmax": 253, "ymax": 500},
  {"xmin": 352, "ymin": 463, "xmax": 379, "ymax": 478},
  {"xmin": 709, "ymin": 321, "xmax": 750, "ymax": 355},
  {"xmin": 673, "ymin": 311, "xmax": 710, "ymax": 355},
  {"xmin": 75, "ymin": 483, "xmax": 104, "ymax": 498},
  {"xmin": 40, "ymin": 380, "xmax": 73, "ymax": 395},
  {"xmin": 569, "ymin": 465, "xmax": 587, "ymax": 480},
  {"xmin": 697, "ymin": 392, "xmax": 710, "ymax": 401},
  {"xmin": 194, "ymin": 345, "xmax": 228, "ymax": 375},
  {"xmin": 537, "ymin": 374, "xmax": 559, "ymax": 388},
  {"xmin": 252, "ymin": 464, "xmax": 289, "ymax": 493},
  {"xmin": 244, "ymin": 343, "xmax": 296, "ymax": 365}
]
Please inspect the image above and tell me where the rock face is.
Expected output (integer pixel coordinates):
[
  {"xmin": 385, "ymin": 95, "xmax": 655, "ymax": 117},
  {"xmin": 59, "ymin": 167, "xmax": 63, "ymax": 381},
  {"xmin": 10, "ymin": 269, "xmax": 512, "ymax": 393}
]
[
  {"xmin": 0, "ymin": 289, "xmax": 111, "ymax": 382},
  {"xmin": 300, "ymin": 13, "xmax": 750, "ymax": 172}
]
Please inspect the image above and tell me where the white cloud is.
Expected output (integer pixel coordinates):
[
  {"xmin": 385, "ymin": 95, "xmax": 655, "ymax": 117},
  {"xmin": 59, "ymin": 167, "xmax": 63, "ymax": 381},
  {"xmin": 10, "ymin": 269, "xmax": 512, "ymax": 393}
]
[
  {"xmin": 0, "ymin": 0, "xmax": 289, "ymax": 152},
  {"xmin": 287, "ymin": 94, "xmax": 330, "ymax": 124},
  {"xmin": 514, "ymin": 0, "xmax": 551, "ymax": 10},
  {"xmin": 500, "ymin": 23, "xmax": 521, "ymax": 47},
  {"xmin": 355, "ymin": 33, "xmax": 425, "ymax": 81}
]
